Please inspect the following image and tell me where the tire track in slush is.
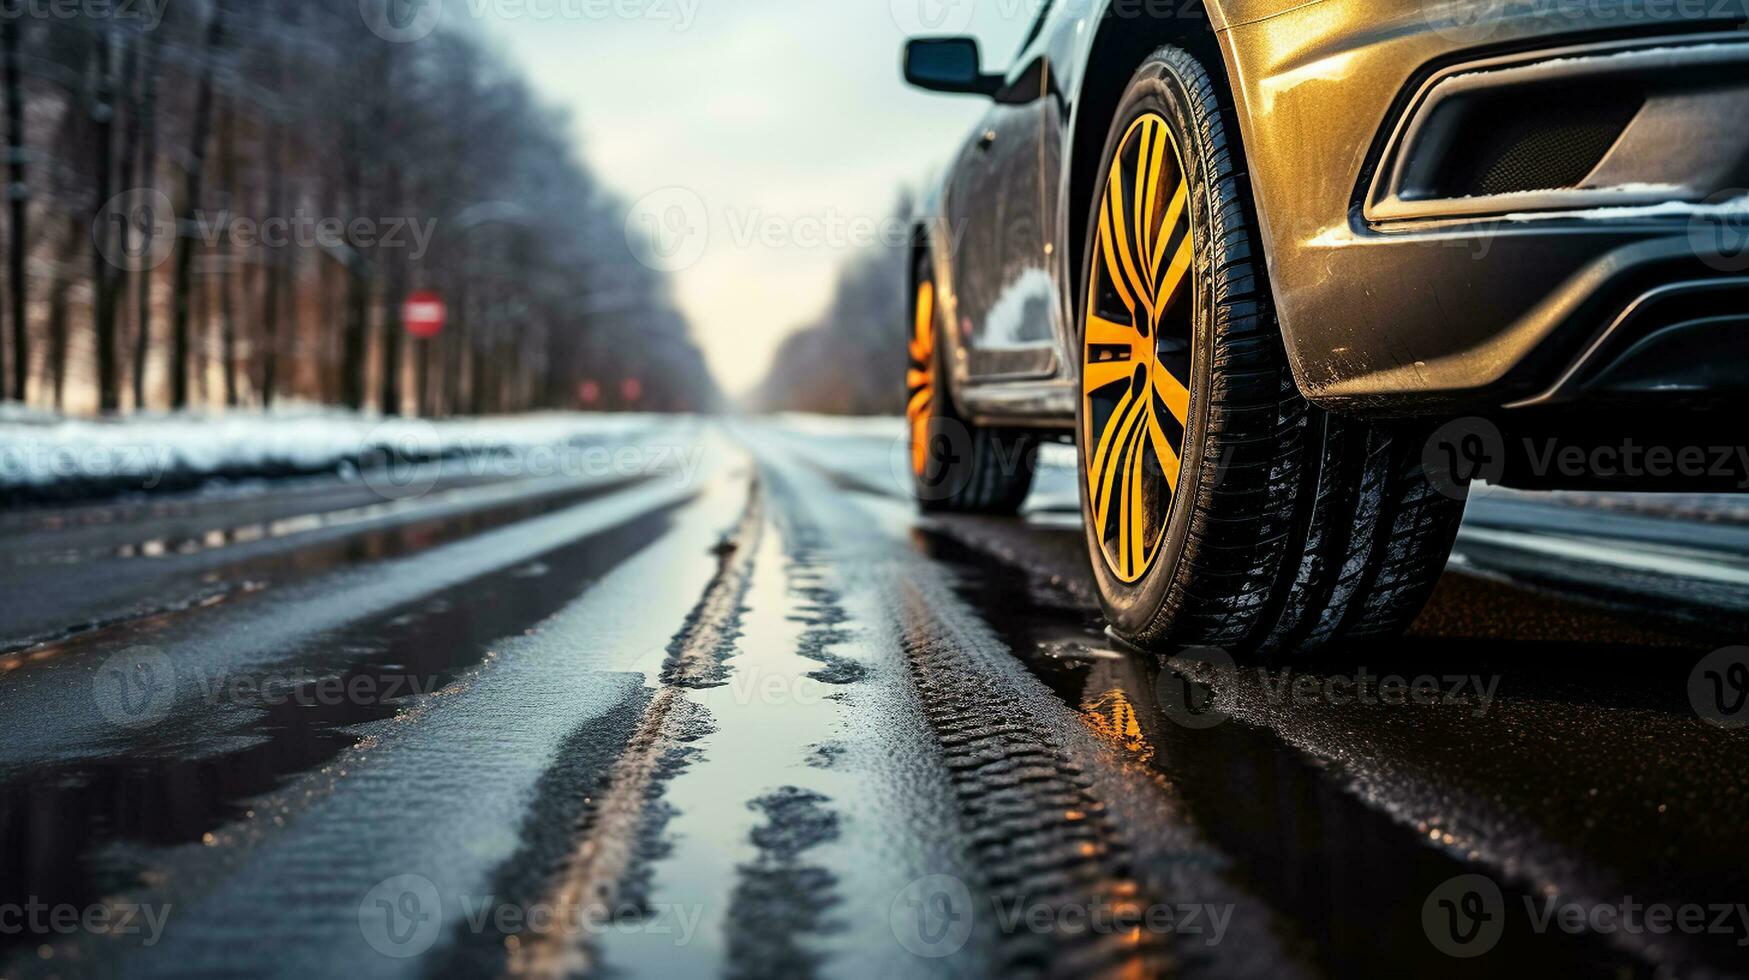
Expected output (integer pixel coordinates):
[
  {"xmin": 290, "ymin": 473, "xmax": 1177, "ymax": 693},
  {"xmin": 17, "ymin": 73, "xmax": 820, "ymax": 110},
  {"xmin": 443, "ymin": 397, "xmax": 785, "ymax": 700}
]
[
  {"xmin": 761, "ymin": 431, "xmax": 1307, "ymax": 978},
  {"xmin": 506, "ymin": 476, "xmax": 764, "ymax": 979},
  {"xmin": 895, "ymin": 578, "xmax": 1176, "ymax": 977}
]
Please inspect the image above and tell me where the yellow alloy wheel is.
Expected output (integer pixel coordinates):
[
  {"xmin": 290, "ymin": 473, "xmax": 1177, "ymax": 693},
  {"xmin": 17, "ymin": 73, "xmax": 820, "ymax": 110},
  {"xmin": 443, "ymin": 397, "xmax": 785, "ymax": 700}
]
[
  {"xmin": 907, "ymin": 279, "xmax": 937, "ymax": 478},
  {"xmin": 1082, "ymin": 112, "xmax": 1195, "ymax": 585}
]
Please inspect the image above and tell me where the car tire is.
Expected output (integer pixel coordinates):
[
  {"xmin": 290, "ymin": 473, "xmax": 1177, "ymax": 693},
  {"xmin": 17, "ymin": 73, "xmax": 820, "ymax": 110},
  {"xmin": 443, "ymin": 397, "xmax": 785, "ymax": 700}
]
[
  {"xmin": 907, "ymin": 255, "xmax": 1037, "ymax": 514},
  {"xmin": 1074, "ymin": 45, "xmax": 1467, "ymax": 657}
]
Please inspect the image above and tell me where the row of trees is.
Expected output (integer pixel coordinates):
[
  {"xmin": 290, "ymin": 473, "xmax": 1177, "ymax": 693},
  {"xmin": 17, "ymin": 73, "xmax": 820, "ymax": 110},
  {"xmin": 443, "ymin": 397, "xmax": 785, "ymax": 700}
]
[
  {"xmin": 752, "ymin": 193, "xmax": 913, "ymax": 416},
  {"xmin": 0, "ymin": 0, "xmax": 718, "ymax": 417}
]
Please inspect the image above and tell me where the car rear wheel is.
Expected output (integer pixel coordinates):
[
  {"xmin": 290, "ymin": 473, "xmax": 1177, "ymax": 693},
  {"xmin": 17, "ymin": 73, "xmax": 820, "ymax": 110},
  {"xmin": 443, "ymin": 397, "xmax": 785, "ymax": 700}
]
[
  {"xmin": 908, "ymin": 256, "xmax": 1037, "ymax": 514},
  {"xmin": 1076, "ymin": 46, "xmax": 1467, "ymax": 657}
]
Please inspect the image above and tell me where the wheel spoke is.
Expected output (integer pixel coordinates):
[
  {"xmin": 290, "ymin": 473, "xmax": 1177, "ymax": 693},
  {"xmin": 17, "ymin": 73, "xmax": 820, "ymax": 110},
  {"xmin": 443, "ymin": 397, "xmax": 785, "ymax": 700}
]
[
  {"xmin": 1083, "ymin": 358, "xmax": 1134, "ymax": 393},
  {"xmin": 1085, "ymin": 312, "xmax": 1137, "ymax": 348},
  {"xmin": 1139, "ymin": 119, "xmax": 1167, "ymax": 275},
  {"xmin": 1122, "ymin": 416, "xmax": 1147, "ymax": 577},
  {"xmin": 1153, "ymin": 364, "xmax": 1190, "ymax": 426},
  {"xmin": 1093, "ymin": 391, "xmax": 1147, "ymax": 530},
  {"xmin": 1105, "ymin": 154, "xmax": 1154, "ymax": 325},
  {"xmin": 1156, "ymin": 232, "xmax": 1194, "ymax": 320},
  {"xmin": 1150, "ymin": 179, "xmax": 1189, "ymax": 288},
  {"xmin": 1145, "ymin": 404, "xmax": 1182, "ymax": 489}
]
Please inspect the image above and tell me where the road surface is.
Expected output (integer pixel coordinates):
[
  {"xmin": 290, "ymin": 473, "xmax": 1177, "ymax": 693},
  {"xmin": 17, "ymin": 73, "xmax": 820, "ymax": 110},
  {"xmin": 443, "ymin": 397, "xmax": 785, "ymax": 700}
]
[{"xmin": 1, "ymin": 416, "xmax": 1745, "ymax": 979}]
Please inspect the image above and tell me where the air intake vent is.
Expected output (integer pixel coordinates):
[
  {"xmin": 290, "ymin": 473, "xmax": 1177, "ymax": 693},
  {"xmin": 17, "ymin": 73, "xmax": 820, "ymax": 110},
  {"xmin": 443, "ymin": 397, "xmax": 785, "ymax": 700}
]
[{"xmin": 1432, "ymin": 90, "xmax": 1644, "ymax": 197}]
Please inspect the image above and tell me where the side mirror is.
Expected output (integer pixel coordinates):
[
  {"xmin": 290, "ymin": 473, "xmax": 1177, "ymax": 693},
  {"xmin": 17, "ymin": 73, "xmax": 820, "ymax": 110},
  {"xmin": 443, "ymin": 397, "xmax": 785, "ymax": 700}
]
[{"xmin": 903, "ymin": 38, "xmax": 1003, "ymax": 97}]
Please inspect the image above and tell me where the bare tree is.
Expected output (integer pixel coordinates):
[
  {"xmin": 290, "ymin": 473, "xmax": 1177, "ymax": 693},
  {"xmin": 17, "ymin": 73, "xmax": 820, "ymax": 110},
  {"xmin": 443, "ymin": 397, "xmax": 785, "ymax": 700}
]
[
  {"xmin": 170, "ymin": 1, "xmax": 223, "ymax": 410},
  {"xmin": 3, "ymin": 3, "xmax": 26, "ymax": 402}
]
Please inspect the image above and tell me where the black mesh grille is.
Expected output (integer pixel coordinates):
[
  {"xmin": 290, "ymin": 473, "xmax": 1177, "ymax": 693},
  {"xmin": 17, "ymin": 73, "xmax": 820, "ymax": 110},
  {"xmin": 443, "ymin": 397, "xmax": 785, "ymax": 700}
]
[{"xmin": 1442, "ymin": 93, "xmax": 1643, "ymax": 197}]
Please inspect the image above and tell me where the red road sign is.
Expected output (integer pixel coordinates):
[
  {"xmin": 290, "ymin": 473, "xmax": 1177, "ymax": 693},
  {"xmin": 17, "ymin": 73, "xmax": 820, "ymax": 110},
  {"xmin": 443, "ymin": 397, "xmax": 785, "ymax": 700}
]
[{"xmin": 404, "ymin": 290, "xmax": 446, "ymax": 339}]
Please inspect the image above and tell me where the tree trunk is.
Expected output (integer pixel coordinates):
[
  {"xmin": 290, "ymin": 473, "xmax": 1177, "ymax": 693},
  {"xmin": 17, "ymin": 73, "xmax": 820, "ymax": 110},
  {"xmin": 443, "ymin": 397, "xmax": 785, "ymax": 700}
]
[
  {"xmin": 380, "ymin": 265, "xmax": 404, "ymax": 415},
  {"xmin": 3, "ymin": 8, "xmax": 27, "ymax": 403},
  {"xmin": 260, "ymin": 126, "xmax": 283, "ymax": 406},
  {"xmin": 415, "ymin": 338, "xmax": 430, "ymax": 416},
  {"xmin": 170, "ymin": 5, "xmax": 224, "ymax": 410},
  {"xmin": 341, "ymin": 257, "xmax": 370, "ymax": 411},
  {"xmin": 132, "ymin": 27, "xmax": 159, "ymax": 410},
  {"xmin": 217, "ymin": 106, "xmax": 237, "ymax": 407},
  {"xmin": 48, "ymin": 218, "xmax": 81, "ymax": 410},
  {"xmin": 111, "ymin": 36, "xmax": 141, "ymax": 410},
  {"xmin": 90, "ymin": 27, "xmax": 120, "ymax": 414}
]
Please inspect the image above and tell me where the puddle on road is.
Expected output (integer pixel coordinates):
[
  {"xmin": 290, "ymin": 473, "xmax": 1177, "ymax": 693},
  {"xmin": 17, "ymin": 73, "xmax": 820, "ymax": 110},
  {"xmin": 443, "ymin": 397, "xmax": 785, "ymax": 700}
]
[
  {"xmin": 597, "ymin": 489, "xmax": 879, "ymax": 980},
  {"xmin": 0, "ymin": 499, "xmax": 686, "ymax": 959},
  {"xmin": 911, "ymin": 525, "xmax": 1660, "ymax": 979},
  {"xmin": 0, "ymin": 476, "xmax": 647, "ymax": 665}
]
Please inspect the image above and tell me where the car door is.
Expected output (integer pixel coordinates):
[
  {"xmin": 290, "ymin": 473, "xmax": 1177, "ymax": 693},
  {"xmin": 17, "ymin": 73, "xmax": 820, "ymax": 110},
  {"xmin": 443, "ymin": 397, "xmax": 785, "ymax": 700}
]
[{"xmin": 945, "ymin": 3, "xmax": 1062, "ymax": 383}]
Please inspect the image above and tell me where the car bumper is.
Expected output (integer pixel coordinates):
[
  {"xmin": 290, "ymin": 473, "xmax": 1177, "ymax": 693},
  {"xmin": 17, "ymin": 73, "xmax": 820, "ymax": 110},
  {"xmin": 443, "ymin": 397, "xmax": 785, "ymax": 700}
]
[{"xmin": 1222, "ymin": 2, "xmax": 1749, "ymax": 417}]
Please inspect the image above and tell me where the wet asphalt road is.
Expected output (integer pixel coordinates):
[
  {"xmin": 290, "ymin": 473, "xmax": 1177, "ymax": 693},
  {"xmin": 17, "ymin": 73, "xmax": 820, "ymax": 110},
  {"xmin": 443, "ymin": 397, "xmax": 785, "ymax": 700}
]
[{"xmin": 1, "ymin": 416, "xmax": 1746, "ymax": 979}]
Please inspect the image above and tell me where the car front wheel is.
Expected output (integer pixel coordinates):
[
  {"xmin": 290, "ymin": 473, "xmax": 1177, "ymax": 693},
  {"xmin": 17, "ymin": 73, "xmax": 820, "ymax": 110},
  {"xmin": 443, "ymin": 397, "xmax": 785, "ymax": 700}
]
[{"xmin": 1076, "ymin": 45, "xmax": 1467, "ymax": 657}]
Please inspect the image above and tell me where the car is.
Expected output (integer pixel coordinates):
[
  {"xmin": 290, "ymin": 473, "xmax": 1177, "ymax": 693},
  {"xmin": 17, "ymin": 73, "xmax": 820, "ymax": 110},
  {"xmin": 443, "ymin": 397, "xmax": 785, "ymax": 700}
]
[{"xmin": 900, "ymin": 0, "xmax": 1749, "ymax": 656}]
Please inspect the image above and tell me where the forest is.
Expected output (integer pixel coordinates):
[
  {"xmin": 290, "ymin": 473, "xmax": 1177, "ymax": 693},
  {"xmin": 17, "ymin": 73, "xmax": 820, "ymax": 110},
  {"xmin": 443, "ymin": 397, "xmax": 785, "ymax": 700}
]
[{"xmin": 0, "ymin": 0, "xmax": 719, "ymax": 417}]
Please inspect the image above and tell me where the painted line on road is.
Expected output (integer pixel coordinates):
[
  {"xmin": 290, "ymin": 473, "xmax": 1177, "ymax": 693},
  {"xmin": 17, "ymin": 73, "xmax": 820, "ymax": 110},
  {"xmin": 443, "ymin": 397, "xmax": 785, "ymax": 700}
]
[{"xmin": 1458, "ymin": 525, "xmax": 1749, "ymax": 588}]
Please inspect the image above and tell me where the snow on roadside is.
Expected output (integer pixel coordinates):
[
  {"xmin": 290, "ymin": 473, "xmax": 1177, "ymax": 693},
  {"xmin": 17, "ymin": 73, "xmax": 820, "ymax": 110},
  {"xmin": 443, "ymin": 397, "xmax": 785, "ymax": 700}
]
[{"xmin": 0, "ymin": 407, "xmax": 667, "ymax": 504}]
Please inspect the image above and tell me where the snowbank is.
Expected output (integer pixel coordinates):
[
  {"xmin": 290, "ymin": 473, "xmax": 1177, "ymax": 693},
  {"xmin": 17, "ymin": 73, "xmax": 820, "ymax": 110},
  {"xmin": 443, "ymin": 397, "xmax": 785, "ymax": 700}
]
[{"xmin": 0, "ymin": 408, "xmax": 666, "ymax": 505}]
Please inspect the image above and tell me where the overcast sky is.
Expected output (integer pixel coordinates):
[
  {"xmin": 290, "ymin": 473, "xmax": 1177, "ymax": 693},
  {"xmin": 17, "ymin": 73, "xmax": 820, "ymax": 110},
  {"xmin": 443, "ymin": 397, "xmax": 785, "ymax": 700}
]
[{"xmin": 472, "ymin": 0, "xmax": 1039, "ymax": 396}]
